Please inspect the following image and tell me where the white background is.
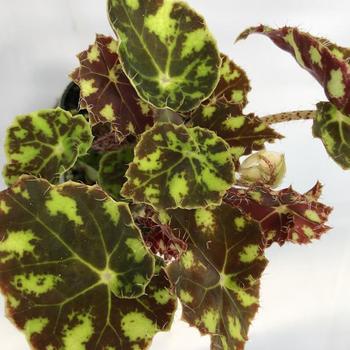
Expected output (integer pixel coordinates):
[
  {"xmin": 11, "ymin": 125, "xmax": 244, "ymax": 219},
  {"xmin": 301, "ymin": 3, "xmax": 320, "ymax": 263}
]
[{"xmin": 0, "ymin": 1, "xmax": 350, "ymax": 349}]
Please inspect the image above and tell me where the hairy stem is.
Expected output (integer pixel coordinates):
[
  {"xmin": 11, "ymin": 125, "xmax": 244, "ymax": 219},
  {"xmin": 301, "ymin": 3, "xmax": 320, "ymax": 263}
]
[{"xmin": 261, "ymin": 110, "xmax": 316, "ymax": 125}]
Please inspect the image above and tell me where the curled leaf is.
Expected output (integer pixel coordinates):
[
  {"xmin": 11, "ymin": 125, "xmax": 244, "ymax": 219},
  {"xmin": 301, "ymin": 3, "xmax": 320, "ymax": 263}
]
[
  {"xmin": 167, "ymin": 204, "xmax": 267, "ymax": 350},
  {"xmin": 121, "ymin": 122, "xmax": 235, "ymax": 209},
  {"xmin": 71, "ymin": 34, "xmax": 154, "ymax": 140},
  {"xmin": 237, "ymin": 25, "xmax": 350, "ymax": 114},
  {"xmin": 225, "ymin": 184, "xmax": 332, "ymax": 246},
  {"xmin": 108, "ymin": 0, "xmax": 220, "ymax": 112},
  {"xmin": 313, "ymin": 102, "xmax": 350, "ymax": 169},
  {"xmin": 3, "ymin": 108, "xmax": 92, "ymax": 185},
  {"xmin": 0, "ymin": 176, "xmax": 177, "ymax": 349}
]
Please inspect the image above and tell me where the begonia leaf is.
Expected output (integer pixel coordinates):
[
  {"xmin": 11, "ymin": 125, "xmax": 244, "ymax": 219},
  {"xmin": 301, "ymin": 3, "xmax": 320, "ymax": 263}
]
[
  {"xmin": 3, "ymin": 108, "xmax": 93, "ymax": 186},
  {"xmin": 200, "ymin": 53, "xmax": 251, "ymax": 109},
  {"xmin": 0, "ymin": 176, "xmax": 178, "ymax": 349},
  {"xmin": 189, "ymin": 54, "xmax": 282, "ymax": 160},
  {"xmin": 225, "ymin": 184, "xmax": 332, "ymax": 246},
  {"xmin": 313, "ymin": 102, "xmax": 350, "ymax": 169},
  {"xmin": 121, "ymin": 122, "xmax": 235, "ymax": 209},
  {"xmin": 167, "ymin": 204, "xmax": 267, "ymax": 350},
  {"xmin": 237, "ymin": 25, "xmax": 350, "ymax": 114},
  {"xmin": 107, "ymin": 0, "xmax": 220, "ymax": 112},
  {"xmin": 98, "ymin": 145, "xmax": 134, "ymax": 200},
  {"xmin": 71, "ymin": 34, "xmax": 154, "ymax": 141}
]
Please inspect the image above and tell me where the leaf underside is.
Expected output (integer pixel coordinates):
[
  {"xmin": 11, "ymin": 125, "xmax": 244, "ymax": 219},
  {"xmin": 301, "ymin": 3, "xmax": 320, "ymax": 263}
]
[
  {"xmin": 121, "ymin": 122, "xmax": 235, "ymax": 209},
  {"xmin": 3, "ymin": 108, "xmax": 92, "ymax": 186},
  {"xmin": 188, "ymin": 54, "xmax": 282, "ymax": 161},
  {"xmin": 71, "ymin": 34, "xmax": 154, "ymax": 141},
  {"xmin": 167, "ymin": 204, "xmax": 267, "ymax": 350},
  {"xmin": 314, "ymin": 102, "xmax": 350, "ymax": 169},
  {"xmin": 108, "ymin": 0, "xmax": 221, "ymax": 112},
  {"xmin": 225, "ymin": 183, "xmax": 332, "ymax": 246},
  {"xmin": 98, "ymin": 145, "xmax": 134, "ymax": 200},
  {"xmin": 237, "ymin": 25, "xmax": 350, "ymax": 114},
  {"xmin": 0, "ymin": 176, "xmax": 178, "ymax": 350}
]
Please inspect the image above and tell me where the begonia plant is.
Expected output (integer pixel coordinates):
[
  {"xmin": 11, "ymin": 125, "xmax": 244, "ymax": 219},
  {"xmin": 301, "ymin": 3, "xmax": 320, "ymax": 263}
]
[{"xmin": 0, "ymin": 1, "xmax": 348, "ymax": 349}]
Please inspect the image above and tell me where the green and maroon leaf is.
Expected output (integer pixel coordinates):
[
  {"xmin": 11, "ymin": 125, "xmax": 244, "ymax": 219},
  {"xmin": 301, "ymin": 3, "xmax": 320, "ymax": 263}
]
[
  {"xmin": 191, "ymin": 104, "xmax": 283, "ymax": 161},
  {"xmin": 121, "ymin": 122, "xmax": 235, "ymax": 209},
  {"xmin": 186, "ymin": 53, "xmax": 282, "ymax": 161},
  {"xmin": 237, "ymin": 25, "xmax": 350, "ymax": 114},
  {"xmin": 313, "ymin": 102, "xmax": 350, "ymax": 169},
  {"xmin": 167, "ymin": 204, "xmax": 267, "ymax": 350},
  {"xmin": 199, "ymin": 53, "xmax": 251, "ymax": 110},
  {"xmin": 0, "ymin": 176, "xmax": 178, "ymax": 349},
  {"xmin": 98, "ymin": 145, "xmax": 134, "ymax": 200},
  {"xmin": 71, "ymin": 34, "xmax": 154, "ymax": 140},
  {"xmin": 107, "ymin": 0, "xmax": 220, "ymax": 112},
  {"xmin": 3, "ymin": 108, "xmax": 93, "ymax": 186},
  {"xmin": 225, "ymin": 184, "xmax": 332, "ymax": 246}
]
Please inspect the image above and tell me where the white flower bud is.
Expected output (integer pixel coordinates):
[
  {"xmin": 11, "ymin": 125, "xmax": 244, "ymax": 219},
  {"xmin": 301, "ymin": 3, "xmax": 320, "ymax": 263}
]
[{"xmin": 239, "ymin": 151, "xmax": 286, "ymax": 187}]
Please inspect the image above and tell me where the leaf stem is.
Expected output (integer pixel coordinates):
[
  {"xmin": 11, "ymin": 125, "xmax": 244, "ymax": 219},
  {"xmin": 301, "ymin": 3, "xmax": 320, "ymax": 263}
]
[
  {"xmin": 76, "ymin": 160, "xmax": 99, "ymax": 182},
  {"xmin": 261, "ymin": 110, "xmax": 316, "ymax": 125}
]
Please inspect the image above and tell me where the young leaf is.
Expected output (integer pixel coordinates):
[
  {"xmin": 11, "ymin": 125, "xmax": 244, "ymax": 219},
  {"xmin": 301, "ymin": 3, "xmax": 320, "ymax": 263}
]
[
  {"xmin": 0, "ymin": 176, "xmax": 178, "ymax": 349},
  {"xmin": 189, "ymin": 54, "xmax": 282, "ymax": 160},
  {"xmin": 3, "ymin": 108, "xmax": 93, "ymax": 185},
  {"xmin": 313, "ymin": 102, "xmax": 350, "ymax": 169},
  {"xmin": 98, "ymin": 145, "xmax": 134, "ymax": 200},
  {"xmin": 225, "ymin": 184, "xmax": 332, "ymax": 246},
  {"xmin": 135, "ymin": 209, "xmax": 187, "ymax": 262},
  {"xmin": 107, "ymin": 0, "xmax": 220, "ymax": 112},
  {"xmin": 167, "ymin": 204, "xmax": 267, "ymax": 350},
  {"xmin": 121, "ymin": 122, "xmax": 235, "ymax": 209},
  {"xmin": 71, "ymin": 34, "xmax": 154, "ymax": 140},
  {"xmin": 237, "ymin": 25, "xmax": 350, "ymax": 114}
]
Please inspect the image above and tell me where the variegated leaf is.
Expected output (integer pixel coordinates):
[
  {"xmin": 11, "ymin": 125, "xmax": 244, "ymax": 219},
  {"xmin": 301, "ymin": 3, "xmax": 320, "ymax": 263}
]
[
  {"xmin": 225, "ymin": 184, "xmax": 332, "ymax": 246},
  {"xmin": 237, "ymin": 25, "xmax": 350, "ymax": 114},
  {"xmin": 167, "ymin": 204, "xmax": 267, "ymax": 350},
  {"xmin": 121, "ymin": 122, "xmax": 235, "ymax": 209},
  {"xmin": 0, "ymin": 176, "xmax": 177, "ymax": 349},
  {"xmin": 71, "ymin": 34, "xmax": 154, "ymax": 140},
  {"xmin": 313, "ymin": 102, "xmax": 350, "ymax": 169},
  {"xmin": 3, "ymin": 108, "xmax": 93, "ymax": 185},
  {"xmin": 189, "ymin": 54, "xmax": 282, "ymax": 161},
  {"xmin": 98, "ymin": 145, "xmax": 134, "ymax": 200},
  {"xmin": 108, "ymin": 0, "xmax": 220, "ymax": 112},
  {"xmin": 202, "ymin": 54, "xmax": 251, "ymax": 109}
]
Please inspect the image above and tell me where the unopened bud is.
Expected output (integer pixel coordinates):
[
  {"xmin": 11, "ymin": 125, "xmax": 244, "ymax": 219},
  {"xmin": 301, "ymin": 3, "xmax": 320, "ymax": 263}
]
[{"xmin": 239, "ymin": 151, "xmax": 286, "ymax": 187}]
